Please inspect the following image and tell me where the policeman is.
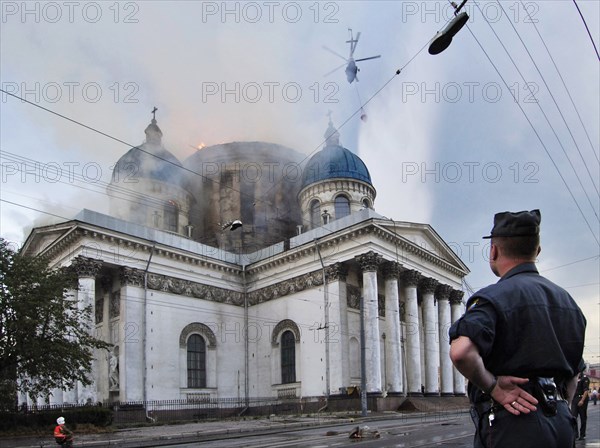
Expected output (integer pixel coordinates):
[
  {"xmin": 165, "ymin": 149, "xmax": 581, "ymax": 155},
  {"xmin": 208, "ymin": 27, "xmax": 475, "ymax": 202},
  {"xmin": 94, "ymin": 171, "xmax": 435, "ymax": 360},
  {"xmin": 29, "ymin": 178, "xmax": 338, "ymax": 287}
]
[
  {"xmin": 571, "ymin": 370, "xmax": 590, "ymax": 440},
  {"xmin": 449, "ymin": 209, "xmax": 586, "ymax": 448}
]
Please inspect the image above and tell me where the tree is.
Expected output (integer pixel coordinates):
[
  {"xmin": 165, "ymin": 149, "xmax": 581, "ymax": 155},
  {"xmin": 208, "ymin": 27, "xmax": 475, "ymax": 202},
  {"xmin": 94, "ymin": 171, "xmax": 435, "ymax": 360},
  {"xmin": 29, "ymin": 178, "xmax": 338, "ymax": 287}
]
[{"xmin": 0, "ymin": 238, "xmax": 111, "ymax": 407}]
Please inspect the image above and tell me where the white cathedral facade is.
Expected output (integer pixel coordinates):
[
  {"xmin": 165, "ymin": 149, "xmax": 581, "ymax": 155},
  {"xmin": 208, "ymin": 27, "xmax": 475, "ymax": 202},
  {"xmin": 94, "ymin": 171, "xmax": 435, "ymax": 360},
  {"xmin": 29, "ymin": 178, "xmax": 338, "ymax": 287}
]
[{"xmin": 21, "ymin": 116, "xmax": 469, "ymax": 407}]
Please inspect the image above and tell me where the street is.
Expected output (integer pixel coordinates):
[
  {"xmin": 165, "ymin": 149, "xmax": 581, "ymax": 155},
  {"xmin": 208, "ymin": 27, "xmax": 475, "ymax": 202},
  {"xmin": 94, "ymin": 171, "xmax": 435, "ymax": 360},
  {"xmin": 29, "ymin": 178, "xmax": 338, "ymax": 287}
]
[
  {"xmin": 162, "ymin": 413, "xmax": 474, "ymax": 447},
  {"xmin": 160, "ymin": 404, "xmax": 600, "ymax": 448}
]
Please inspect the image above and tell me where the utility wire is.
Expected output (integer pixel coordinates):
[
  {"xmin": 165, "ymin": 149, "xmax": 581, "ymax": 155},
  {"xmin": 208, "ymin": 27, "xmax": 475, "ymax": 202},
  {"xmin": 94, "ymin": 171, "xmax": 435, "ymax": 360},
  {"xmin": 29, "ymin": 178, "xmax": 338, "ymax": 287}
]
[
  {"xmin": 572, "ymin": 0, "xmax": 600, "ymax": 61},
  {"xmin": 469, "ymin": 4, "xmax": 600, "ymax": 246},
  {"xmin": 497, "ymin": 0, "xmax": 599, "ymax": 200},
  {"xmin": 520, "ymin": 0, "xmax": 599, "ymax": 165},
  {"xmin": 465, "ymin": 25, "xmax": 599, "ymax": 246}
]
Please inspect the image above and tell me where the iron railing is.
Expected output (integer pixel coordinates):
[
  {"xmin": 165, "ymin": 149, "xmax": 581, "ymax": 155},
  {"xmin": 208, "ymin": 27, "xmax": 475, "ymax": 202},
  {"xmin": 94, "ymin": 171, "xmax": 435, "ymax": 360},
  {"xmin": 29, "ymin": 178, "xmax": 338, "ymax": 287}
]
[{"xmin": 13, "ymin": 395, "xmax": 332, "ymax": 425}]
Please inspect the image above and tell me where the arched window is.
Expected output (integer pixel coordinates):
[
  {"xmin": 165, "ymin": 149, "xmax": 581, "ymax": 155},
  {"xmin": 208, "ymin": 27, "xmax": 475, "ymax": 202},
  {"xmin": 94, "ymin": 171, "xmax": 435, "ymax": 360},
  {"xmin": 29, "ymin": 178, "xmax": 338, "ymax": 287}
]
[
  {"xmin": 281, "ymin": 330, "xmax": 296, "ymax": 384},
  {"xmin": 310, "ymin": 200, "xmax": 321, "ymax": 228},
  {"xmin": 187, "ymin": 334, "xmax": 206, "ymax": 388},
  {"xmin": 334, "ymin": 195, "xmax": 350, "ymax": 219},
  {"xmin": 164, "ymin": 200, "xmax": 179, "ymax": 232},
  {"xmin": 362, "ymin": 198, "xmax": 371, "ymax": 209}
]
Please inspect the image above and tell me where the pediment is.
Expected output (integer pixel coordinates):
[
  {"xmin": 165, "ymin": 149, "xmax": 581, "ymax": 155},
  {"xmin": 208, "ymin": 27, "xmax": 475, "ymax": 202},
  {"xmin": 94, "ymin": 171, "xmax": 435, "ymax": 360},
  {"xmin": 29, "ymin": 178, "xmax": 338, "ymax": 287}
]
[
  {"xmin": 374, "ymin": 219, "xmax": 469, "ymax": 274},
  {"xmin": 21, "ymin": 222, "xmax": 79, "ymax": 257}
]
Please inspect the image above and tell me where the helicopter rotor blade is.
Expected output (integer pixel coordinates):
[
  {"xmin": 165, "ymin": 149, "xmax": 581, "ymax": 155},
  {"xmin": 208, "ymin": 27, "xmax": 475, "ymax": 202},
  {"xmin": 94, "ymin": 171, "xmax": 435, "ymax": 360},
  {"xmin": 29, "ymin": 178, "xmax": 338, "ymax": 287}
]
[
  {"xmin": 322, "ymin": 45, "xmax": 348, "ymax": 62},
  {"xmin": 324, "ymin": 62, "xmax": 348, "ymax": 77},
  {"xmin": 348, "ymin": 31, "xmax": 360, "ymax": 57},
  {"xmin": 355, "ymin": 55, "xmax": 381, "ymax": 62}
]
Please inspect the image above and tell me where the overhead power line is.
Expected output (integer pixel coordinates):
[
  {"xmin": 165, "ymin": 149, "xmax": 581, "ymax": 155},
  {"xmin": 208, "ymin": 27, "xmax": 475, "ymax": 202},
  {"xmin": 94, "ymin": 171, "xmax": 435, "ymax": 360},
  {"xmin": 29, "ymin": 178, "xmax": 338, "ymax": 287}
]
[
  {"xmin": 497, "ymin": 0, "xmax": 599, "ymax": 200},
  {"xmin": 467, "ymin": 3, "xmax": 599, "ymax": 246},
  {"xmin": 520, "ymin": 0, "xmax": 599, "ymax": 165},
  {"xmin": 572, "ymin": 0, "xmax": 600, "ymax": 61}
]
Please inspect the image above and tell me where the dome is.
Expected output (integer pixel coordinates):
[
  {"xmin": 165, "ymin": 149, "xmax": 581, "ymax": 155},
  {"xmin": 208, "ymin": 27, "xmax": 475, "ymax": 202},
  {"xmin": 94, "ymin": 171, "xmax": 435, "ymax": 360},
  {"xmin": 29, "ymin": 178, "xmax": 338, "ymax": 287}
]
[
  {"xmin": 111, "ymin": 118, "xmax": 184, "ymax": 185},
  {"xmin": 301, "ymin": 144, "xmax": 372, "ymax": 189},
  {"xmin": 183, "ymin": 141, "xmax": 305, "ymax": 251}
]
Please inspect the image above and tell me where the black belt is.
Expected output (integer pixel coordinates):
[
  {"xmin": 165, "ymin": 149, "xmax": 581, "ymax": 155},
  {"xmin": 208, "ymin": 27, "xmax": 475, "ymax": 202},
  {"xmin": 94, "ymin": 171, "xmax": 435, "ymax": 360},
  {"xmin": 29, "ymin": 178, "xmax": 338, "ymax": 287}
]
[{"xmin": 473, "ymin": 377, "xmax": 565, "ymax": 417}]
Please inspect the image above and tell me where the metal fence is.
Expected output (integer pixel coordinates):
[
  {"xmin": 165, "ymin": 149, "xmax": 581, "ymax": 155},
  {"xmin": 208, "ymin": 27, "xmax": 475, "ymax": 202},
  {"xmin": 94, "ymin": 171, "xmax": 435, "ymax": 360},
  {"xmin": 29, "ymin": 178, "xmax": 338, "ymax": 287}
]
[{"xmin": 14, "ymin": 395, "xmax": 332, "ymax": 425}]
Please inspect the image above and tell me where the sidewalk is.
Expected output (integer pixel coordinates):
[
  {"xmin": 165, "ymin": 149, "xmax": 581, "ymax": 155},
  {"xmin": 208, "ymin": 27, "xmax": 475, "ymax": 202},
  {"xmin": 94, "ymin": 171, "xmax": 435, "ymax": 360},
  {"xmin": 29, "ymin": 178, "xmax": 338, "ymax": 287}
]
[{"xmin": 0, "ymin": 410, "xmax": 455, "ymax": 448}]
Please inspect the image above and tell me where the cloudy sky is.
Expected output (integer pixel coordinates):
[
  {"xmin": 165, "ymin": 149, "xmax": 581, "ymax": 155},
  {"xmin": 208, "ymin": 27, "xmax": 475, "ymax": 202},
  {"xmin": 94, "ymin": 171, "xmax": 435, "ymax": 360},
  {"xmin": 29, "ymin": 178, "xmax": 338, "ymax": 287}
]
[{"xmin": 1, "ymin": 1, "xmax": 598, "ymax": 362}]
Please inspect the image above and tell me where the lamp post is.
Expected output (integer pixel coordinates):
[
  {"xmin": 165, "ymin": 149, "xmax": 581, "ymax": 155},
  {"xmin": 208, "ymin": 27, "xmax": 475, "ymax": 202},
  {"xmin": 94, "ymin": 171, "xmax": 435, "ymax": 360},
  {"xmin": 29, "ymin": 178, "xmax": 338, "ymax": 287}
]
[
  {"xmin": 428, "ymin": 0, "xmax": 469, "ymax": 55},
  {"xmin": 360, "ymin": 295, "xmax": 367, "ymax": 417},
  {"xmin": 221, "ymin": 219, "xmax": 246, "ymax": 405}
]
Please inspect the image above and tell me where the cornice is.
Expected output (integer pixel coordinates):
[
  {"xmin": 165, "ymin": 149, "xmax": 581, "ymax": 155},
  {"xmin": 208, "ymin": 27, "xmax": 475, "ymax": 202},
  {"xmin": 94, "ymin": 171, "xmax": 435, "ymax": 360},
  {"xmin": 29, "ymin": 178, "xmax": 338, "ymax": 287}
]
[
  {"xmin": 40, "ymin": 224, "xmax": 243, "ymax": 275},
  {"xmin": 248, "ymin": 222, "xmax": 466, "ymax": 278},
  {"xmin": 299, "ymin": 178, "xmax": 377, "ymax": 201},
  {"xmin": 248, "ymin": 269, "xmax": 324, "ymax": 305}
]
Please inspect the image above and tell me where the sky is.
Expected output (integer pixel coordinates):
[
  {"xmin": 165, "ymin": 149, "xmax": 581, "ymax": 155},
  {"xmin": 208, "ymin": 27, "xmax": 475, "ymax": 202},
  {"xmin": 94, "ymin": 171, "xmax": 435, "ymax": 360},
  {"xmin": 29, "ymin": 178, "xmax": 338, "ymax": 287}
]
[{"xmin": 1, "ymin": 1, "xmax": 598, "ymax": 363}]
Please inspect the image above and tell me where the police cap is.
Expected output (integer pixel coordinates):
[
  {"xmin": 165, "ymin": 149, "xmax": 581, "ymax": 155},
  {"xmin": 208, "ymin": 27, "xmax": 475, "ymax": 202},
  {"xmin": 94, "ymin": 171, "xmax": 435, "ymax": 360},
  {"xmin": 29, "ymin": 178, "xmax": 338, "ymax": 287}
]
[{"xmin": 483, "ymin": 209, "xmax": 541, "ymax": 239}]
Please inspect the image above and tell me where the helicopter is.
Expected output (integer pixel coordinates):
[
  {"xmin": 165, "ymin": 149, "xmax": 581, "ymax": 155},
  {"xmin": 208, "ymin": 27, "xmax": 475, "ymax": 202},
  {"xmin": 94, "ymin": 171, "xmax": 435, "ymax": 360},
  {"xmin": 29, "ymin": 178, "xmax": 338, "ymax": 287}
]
[{"xmin": 323, "ymin": 29, "xmax": 381, "ymax": 84}]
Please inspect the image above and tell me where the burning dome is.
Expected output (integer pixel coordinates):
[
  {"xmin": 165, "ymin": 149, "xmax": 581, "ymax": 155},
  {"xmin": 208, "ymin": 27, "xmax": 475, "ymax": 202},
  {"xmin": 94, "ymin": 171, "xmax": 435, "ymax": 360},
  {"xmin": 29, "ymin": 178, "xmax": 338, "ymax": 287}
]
[
  {"xmin": 107, "ymin": 112, "xmax": 375, "ymax": 248},
  {"xmin": 184, "ymin": 141, "xmax": 305, "ymax": 251}
]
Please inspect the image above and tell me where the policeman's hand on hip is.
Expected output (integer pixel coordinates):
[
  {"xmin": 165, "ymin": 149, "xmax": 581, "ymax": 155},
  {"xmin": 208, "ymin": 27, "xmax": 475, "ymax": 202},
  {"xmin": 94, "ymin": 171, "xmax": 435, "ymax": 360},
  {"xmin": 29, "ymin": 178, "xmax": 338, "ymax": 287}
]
[{"xmin": 490, "ymin": 376, "xmax": 538, "ymax": 416}]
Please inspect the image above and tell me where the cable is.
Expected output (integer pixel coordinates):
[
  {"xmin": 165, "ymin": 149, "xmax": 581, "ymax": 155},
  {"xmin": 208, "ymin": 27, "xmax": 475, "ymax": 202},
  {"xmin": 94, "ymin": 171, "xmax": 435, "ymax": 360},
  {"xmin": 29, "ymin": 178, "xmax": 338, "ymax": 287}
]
[
  {"xmin": 474, "ymin": 2, "xmax": 600, "ymax": 225},
  {"xmin": 539, "ymin": 255, "xmax": 600, "ymax": 273},
  {"xmin": 0, "ymin": 89, "xmax": 270, "ymax": 215},
  {"xmin": 520, "ymin": 0, "xmax": 599, "ymax": 165},
  {"xmin": 497, "ymin": 0, "xmax": 599, "ymax": 200},
  {"xmin": 572, "ymin": 0, "xmax": 600, "ymax": 61},
  {"xmin": 466, "ymin": 11, "xmax": 600, "ymax": 246},
  {"xmin": 0, "ymin": 198, "xmax": 71, "ymax": 221}
]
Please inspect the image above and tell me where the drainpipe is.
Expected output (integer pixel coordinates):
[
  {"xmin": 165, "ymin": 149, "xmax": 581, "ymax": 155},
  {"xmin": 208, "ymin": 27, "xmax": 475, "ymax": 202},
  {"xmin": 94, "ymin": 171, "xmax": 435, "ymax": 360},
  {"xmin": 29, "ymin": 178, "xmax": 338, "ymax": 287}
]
[
  {"xmin": 360, "ymin": 294, "xmax": 367, "ymax": 417},
  {"xmin": 313, "ymin": 240, "xmax": 330, "ymax": 397},
  {"xmin": 143, "ymin": 243, "xmax": 155, "ymax": 420},
  {"xmin": 243, "ymin": 262, "xmax": 249, "ymax": 408}
]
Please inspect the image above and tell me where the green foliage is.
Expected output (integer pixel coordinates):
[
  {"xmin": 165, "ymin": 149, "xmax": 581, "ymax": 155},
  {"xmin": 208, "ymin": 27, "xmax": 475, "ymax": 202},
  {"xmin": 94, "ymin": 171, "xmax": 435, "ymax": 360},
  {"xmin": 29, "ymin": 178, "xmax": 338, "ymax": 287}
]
[{"xmin": 0, "ymin": 238, "xmax": 111, "ymax": 407}]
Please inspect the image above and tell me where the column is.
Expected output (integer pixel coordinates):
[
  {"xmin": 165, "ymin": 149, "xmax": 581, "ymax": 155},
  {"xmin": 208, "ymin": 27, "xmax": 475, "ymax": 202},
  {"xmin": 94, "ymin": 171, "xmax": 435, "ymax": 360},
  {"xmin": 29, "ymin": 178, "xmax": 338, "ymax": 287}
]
[
  {"xmin": 72, "ymin": 256, "xmax": 103, "ymax": 404},
  {"xmin": 450, "ymin": 290, "xmax": 466, "ymax": 395},
  {"xmin": 120, "ymin": 266, "xmax": 146, "ymax": 401},
  {"xmin": 355, "ymin": 251, "xmax": 383, "ymax": 394},
  {"xmin": 382, "ymin": 261, "xmax": 403, "ymax": 395},
  {"xmin": 400, "ymin": 269, "xmax": 422, "ymax": 396},
  {"xmin": 420, "ymin": 277, "xmax": 439, "ymax": 396},
  {"xmin": 49, "ymin": 388, "xmax": 63, "ymax": 405},
  {"xmin": 436, "ymin": 284, "xmax": 453, "ymax": 396},
  {"xmin": 61, "ymin": 283, "xmax": 78, "ymax": 404},
  {"xmin": 325, "ymin": 262, "xmax": 350, "ymax": 394},
  {"xmin": 96, "ymin": 275, "xmax": 112, "ymax": 403}
]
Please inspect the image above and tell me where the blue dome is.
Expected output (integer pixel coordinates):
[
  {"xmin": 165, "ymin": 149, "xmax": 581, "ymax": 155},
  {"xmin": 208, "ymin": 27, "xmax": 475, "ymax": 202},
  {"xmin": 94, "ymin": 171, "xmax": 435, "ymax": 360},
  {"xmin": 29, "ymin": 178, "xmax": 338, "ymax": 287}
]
[{"xmin": 301, "ymin": 144, "xmax": 372, "ymax": 189}]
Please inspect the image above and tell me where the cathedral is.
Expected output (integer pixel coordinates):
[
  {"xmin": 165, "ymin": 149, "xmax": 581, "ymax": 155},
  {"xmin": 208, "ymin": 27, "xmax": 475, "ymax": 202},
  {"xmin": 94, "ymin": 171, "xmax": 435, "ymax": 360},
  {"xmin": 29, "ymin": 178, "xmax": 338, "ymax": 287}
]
[{"xmin": 21, "ymin": 114, "xmax": 469, "ymax": 408}]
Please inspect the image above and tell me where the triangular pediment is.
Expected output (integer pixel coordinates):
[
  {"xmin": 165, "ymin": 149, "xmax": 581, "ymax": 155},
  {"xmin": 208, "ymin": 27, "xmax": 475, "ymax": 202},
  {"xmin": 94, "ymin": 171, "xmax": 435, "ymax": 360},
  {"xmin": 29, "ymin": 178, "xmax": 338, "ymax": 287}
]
[
  {"xmin": 21, "ymin": 222, "xmax": 80, "ymax": 257},
  {"xmin": 373, "ymin": 218, "xmax": 469, "ymax": 274}
]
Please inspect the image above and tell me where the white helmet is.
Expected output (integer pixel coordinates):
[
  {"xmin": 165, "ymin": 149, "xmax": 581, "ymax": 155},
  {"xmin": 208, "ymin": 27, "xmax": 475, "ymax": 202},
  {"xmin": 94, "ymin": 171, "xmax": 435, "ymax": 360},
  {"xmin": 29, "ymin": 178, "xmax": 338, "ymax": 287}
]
[{"xmin": 56, "ymin": 417, "xmax": 65, "ymax": 425}]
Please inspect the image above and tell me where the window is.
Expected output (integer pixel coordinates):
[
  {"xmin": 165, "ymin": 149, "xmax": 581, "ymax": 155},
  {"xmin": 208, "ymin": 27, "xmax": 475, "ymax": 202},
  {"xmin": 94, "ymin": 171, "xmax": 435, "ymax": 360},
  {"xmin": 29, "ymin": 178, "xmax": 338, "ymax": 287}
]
[
  {"xmin": 281, "ymin": 330, "xmax": 296, "ymax": 384},
  {"xmin": 187, "ymin": 334, "xmax": 206, "ymax": 388},
  {"xmin": 334, "ymin": 195, "xmax": 350, "ymax": 219},
  {"xmin": 164, "ymin": 200, "xmax": 178, "ymax": 232},
  {"xmin": 362, "ymin": 199, "xmax": 371, "ymax": 209},
  {"xmin": 310, "ymin": 200, "xmax": 321, "ymax": 228}
]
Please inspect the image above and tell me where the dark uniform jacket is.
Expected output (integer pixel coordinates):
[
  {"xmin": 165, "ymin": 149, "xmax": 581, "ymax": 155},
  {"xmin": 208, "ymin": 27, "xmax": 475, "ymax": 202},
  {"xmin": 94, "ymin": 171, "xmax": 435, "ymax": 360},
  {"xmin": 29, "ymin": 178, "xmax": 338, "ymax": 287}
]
[
  {"xmin": 449, "ymin": 262, "xmax": 586, "ymax": 447},
  {"xmin": 449, "ymin": 262, "xmax": 586, "ymax": 401}
]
